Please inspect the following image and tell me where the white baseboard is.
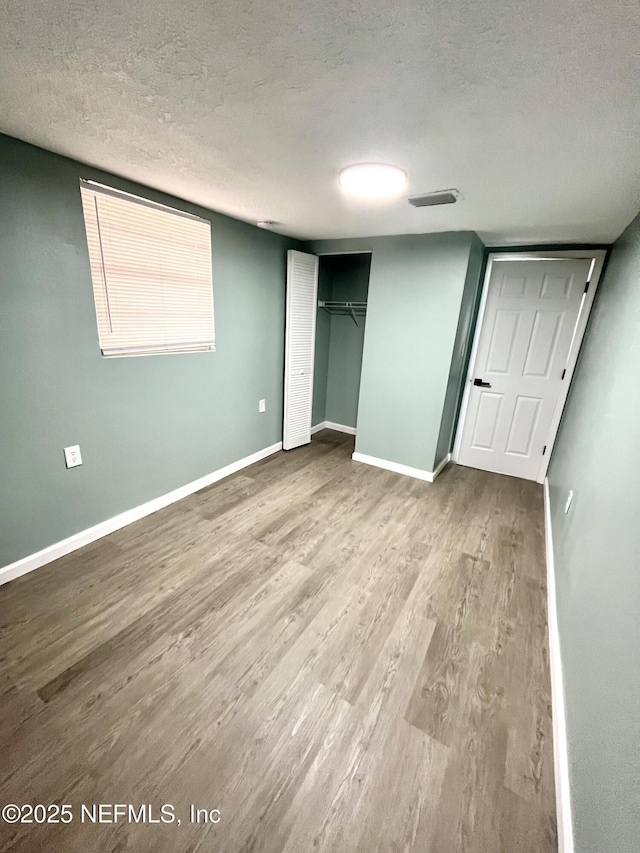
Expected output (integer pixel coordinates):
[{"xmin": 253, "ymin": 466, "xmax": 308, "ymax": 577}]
[
  {"xmin": 432, "ymin": 453, "xmax": 451, "ymax": 480},
  {"xmin": 325, "ymin": 421, "xmax": 356, "ymax": 435},
  {"xmin": 351, "ymin": 451, "xmax": 450, "ymax": 483},
  {"xmin": 543, "ymin": 478, "xmax": 574, "ymax": 853},
  {"xmin": 311, "ymin": 420, "xmax": 357, "ymax": 436},
  {"xmin": 0, "ymin": 441, "xmax": 283, "ymax": 588}
]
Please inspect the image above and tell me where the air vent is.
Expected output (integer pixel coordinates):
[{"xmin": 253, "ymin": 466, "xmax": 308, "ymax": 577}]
[{"xmin": 409, "ymin": 189, "xmax": 459, "ymax": 207}]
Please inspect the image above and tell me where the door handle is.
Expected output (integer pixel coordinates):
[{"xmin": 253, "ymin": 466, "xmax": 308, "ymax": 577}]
[{"xmin": 473, "ymin": 378, "xmax": 492, "ymax": 388}]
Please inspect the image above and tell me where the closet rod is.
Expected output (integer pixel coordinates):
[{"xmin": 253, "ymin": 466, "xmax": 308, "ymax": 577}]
[{"xmin": 318, "ymin": 300, "xmax": 367, "ymax": 327}]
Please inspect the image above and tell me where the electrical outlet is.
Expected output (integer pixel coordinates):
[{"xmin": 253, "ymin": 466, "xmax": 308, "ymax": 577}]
[
  {"xmin": 64, "ymin": 445, "xmax": 82, "ymax": 469},
  {"xmin": 564, "ymin": 490, "xmax": 573, "ymax": 514},
  {"xmin": 259, "ymin": 399, "xmax": 266, "ymax": 413}
]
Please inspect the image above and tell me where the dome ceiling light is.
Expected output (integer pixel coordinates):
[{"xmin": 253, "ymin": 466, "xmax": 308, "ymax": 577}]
[{"xmin": 338, "ymin": 163, "xmax": 408, "ymax": 199}]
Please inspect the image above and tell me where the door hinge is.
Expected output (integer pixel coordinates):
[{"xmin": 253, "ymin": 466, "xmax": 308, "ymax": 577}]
[
  {"xmin": 542, "ymin": 445, "xmax": 547, "ymax": 455},
  {"xmin": 584, "ymin": 281, "xmax": 590, "ymax": 294},
  {"xmin": 561, "ymin": 369, "xmax": 566, "ymax": 380}
]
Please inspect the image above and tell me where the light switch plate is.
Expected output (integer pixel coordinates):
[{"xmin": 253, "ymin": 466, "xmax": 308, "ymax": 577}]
[
  {"xmin": 564, "ymin": 490, "xmax": 573, "ymax": 514},
  {"xmin": 64, "ymin": 445, "xmax": 82, "ymax": 468},
  {"xmin": 259, "ymin": 399, "xmax": 266, "ymax": 413}
]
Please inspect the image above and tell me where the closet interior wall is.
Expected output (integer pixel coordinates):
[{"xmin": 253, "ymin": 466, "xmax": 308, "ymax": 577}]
[{"xmin": 312, "ymin": 254, "xmax": 371, "ymax": 431}]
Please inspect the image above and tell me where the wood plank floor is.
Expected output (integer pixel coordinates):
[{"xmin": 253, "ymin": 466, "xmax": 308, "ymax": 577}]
[{"xmin": 0, "ymin": 430, "xmax": 556, "ymax": 852}]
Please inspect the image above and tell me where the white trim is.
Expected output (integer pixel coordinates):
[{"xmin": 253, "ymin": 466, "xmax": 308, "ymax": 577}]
[
  {"xmin": 0, "ymin": 441, "xmax": 283, "ymax": 587},
  {"xmin": 325, "ymin": 421, "xmax": 357, "ymax": 435},
  {"xmin": 315, "ymin": 250, "xmax": 373, "ymax": 256},
  {"xmin": 544, "ymin": 478, "xmax": 574, "ymax": 853},
  {"xmin": 351, "ymin": 451, "xmax": 450, "ymax": 483},
  {"xmin": 432, "ymin": 453, "xmax": 451, "ymax": 480},
  {"xmin": 311, "ymin": 421, "xmax": 357, "ymax": 436},
  {"xmin": 452, "ymin": 249, "xmax": 607, "ymax": 483}
]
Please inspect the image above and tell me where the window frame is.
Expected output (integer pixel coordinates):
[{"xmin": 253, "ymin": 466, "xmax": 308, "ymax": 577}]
[{"xmin": 79, "ymin": 179, "xmax": 215, "ymax": 358}]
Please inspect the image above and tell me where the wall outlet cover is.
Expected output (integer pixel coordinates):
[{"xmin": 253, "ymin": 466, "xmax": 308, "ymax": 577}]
[{"xmin": 64, "ymin": 445, "xmax": 82, "ymax": 468}]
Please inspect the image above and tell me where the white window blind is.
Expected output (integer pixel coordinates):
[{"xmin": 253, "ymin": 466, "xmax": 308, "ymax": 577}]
[{"xmin": 79, "ymin": 180, "xmax": 214, "ymax": 357}]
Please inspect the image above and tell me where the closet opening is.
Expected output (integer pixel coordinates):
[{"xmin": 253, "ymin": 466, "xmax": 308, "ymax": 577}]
[{"xmin": 312, "ymin": 252, "xmax": 371, "ymax": 436}]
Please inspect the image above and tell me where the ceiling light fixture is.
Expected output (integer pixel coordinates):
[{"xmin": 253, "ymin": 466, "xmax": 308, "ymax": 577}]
[{"xmin": 338, "ymin": 163, "xmax": 408, "ymax": 199}]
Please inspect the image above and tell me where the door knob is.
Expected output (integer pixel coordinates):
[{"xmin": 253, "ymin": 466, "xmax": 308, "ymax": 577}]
[{"xmin": 473, "ymin": 378, "xmax": 492, "ymax": 388}]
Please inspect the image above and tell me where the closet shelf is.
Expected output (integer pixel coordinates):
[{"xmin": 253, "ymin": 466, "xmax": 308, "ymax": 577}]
[{"xmin": 318, "ymin": 300, "xmax": 367, "ymax": 327}]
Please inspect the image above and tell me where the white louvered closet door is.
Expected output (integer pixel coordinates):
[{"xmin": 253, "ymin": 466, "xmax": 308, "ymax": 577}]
[{"xmin": 283, "ymin": 250, "xmax": 319, "ymax": 451}]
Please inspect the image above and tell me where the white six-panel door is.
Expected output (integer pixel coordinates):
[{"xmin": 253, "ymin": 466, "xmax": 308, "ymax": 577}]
[
  {"xmin": 283, "ymin": 250, "xmax": 319, "ymax": 451},
  {"xmin": 457, "ymin": 258, "xmax": 592, "ymax": 480}
]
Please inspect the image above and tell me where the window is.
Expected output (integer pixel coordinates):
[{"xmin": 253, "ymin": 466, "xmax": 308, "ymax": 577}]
[{"xmin": 80, "ymin": 180, "xmax": 214, "ymax": 356}]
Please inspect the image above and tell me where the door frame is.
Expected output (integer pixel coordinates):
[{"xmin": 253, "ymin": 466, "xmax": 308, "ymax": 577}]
[
  {"xmin": 312, "ymin": 250, "xmax": 372, "ymax": 438},
  {"xmin": 452, "ymin": 249, "xmax": 607, "ymax": 483}
]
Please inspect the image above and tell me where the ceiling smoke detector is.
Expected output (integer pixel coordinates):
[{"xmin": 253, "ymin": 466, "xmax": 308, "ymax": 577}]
[{"xmin": 408, "ymin": 189, "xmax": 459, "ymax": 207}]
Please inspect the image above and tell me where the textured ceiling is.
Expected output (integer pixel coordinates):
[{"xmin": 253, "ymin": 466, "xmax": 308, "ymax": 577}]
[{"xmin": 1, "ymin": 0, "xmax": 639, "ymax": 243}]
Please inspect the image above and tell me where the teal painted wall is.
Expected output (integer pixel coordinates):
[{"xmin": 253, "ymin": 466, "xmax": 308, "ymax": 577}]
[
  {"xmin": 311, "ymin": 262, "xmax": 332, "ymax": 426},
  {"xmin": 311, "ymin": 253, "xmax": 370, "ymax": 430},
  {"xmin": 0, "ymin": 134, "xmax": 299, "ymax": 568},
  {"xmin": 434, "ymin": 233, "xmax": 485, "ymax": 468},
  {"xmin": 548, "ymin": 213, "xmax": 639, "ymax": 853},
  {"xmin": 323, "ymin": 254, "xmax": 370, "ymax": 429},
  {"xmin": 308, "ymin": 233, "xmax": 479, "ymax": 472},
  {"xmin": 325, "ymin": 312, "xmax": 366, "ymax": 429}
]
